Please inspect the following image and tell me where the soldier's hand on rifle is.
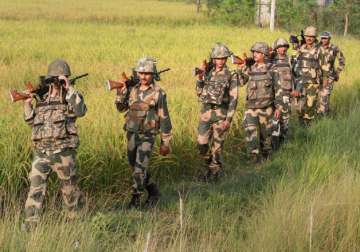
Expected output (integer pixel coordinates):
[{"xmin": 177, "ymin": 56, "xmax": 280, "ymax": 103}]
[
  {"xmin": 159, "ymin": 144, "xmax": 170, "ymax": 156},
  {"xmin": 291, "ymin": 90, "xmax": 301, "ymax": 98},
  {"xmin": 220, "ymin": 120, "xmax": 230, "ymax": 131},
  {"xmin": 323, "ymin": 78, "xmax": 329, "ymax": 88},
  {"xmin": 274, "ymin": 109, "xmax": 281, "ymax": 120},
  {"xmin": 58, "ymin": 75, "xmax": 70, "ymax": 90},
  {"xmin": 23, "ymin": 91, "xmax": 34, "ymax": 105}
]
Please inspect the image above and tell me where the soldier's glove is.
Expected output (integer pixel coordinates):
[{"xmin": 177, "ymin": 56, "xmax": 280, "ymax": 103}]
[{"xmin": 159, "ymin": 144, "xmax": 170, "ymax": 156}]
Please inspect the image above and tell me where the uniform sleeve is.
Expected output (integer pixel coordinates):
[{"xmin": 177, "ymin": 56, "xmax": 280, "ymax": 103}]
[
  {"xmin": 196, "ymin": 80, "xmax": 205, "ymax": 97},
  {"xmin": 24, "ymin": 102, "xmax": 35, "ymax": 126},
  {"xmin": 65, "ymin": 85, "xmax": 87, "ymax": 117},
  {"xmin": 272, "ymin": 68, "xmax": 282, "ymax": 110},
  {"xmin": 236, "ymin": 67, "xmax": 249, "ymax": 86},
  {"xmin": 115, "ymin": 87, "xmax": 129, "ymax": 112},
  {"xmin": 157, "ymin": 91, "xmax": 172, "ymax": 147},
  {"xmin": 226, "ymin": 72, "xmax": 239, "ymax": 123},
  {"xmin": 336, "ymin": 47, "xmax": 345, "ymax": 73}
]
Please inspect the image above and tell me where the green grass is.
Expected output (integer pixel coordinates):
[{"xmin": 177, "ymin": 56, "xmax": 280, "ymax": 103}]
[{"xmin": 1, "ymin": 0, "xmax": 360, "ymax": 250}]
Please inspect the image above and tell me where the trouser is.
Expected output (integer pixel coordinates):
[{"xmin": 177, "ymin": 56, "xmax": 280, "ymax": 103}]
[
  {"xmin": 278, "ymin": 95, "xmax": 291, "ymax": 138},
  {"xmin": 24, "ymin": 149, "xmax": 83, "ymax": 224},
  {"xmin": 197, "ymin": 106, "xmax": 228, "ymax": 175},
  {"xmin": 126, "ymin": 132, "xmax": 155, "ymax": 195},
  {"xmin": 298, "ymin": 82, "xmax": 320, "ymax": 124},
  {"xmin": 317, "ymin": 80, "xmax": 334, "ymax": 116},
  {"xmin": 243, "ymin": 106, "xmax": 273, "ymax": 157}
]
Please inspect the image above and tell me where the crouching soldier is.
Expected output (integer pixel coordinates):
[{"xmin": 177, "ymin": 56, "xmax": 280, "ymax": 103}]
[
  {"xmin": 238, "ymin": 42, "xmax": 279, "ymax": 163},
  {"xmin": 272, "ymin": 38, "xmax": 294, "ymax": 145},
  {"xmin": 195, "ymin": 43, "xmax": 239, "ymax": 182},
  {"xmin": 23, "ymin": 59, "xmax": 86, "ymax": 230},
  {"xmin": 115, "ymin": 57, "xmax": 172, "ymax": 208}
]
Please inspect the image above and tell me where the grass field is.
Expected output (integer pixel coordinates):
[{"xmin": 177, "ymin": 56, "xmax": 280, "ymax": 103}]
[{"xmin": 1, "ymin": 0, "xmax": 360, "ymax": 250}]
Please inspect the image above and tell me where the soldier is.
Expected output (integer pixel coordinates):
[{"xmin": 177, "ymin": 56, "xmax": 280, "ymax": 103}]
[
  {"xmin": 196, "ymin": 43, "xmax": 239, "ymax": 182},
  {"xmin": 318, "ymin": 31, "xmax": 345, "ymax": 116},
  {"xmin": 115, "ymin": 57, "xmax": 172, "ymax": 208},
  {"xmin": 272, "ymin": 38, "xmax": 293, "ymax": 144},
  {"xmin": 292, "ymin": 26, "xmax": 322, "ymax": 126},
  {"xmin": 23, "ymin": 59, "xmax": 86, "ymax": 230},
  {"xmin": 237, "ymin": 42, "xmax": 279, "ymax": 162}
]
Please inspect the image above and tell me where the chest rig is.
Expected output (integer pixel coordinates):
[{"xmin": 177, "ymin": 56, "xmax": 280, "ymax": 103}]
[
  {"xmin": 200, "ymin": 68, "xmax": 231, "ymax": 105},
  {"xmin": 126, "ymin": 84, "xmax": 160, "ymax": 134},
  {"xmin": 274, "ymin": 57, "xmax": 292, "ymax": 91}
]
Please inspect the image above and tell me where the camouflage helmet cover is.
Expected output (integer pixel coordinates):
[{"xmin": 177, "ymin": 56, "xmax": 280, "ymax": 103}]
[
  {"xmin": 320, "ymin": 31, "xmax": 332, "ymax": 38},
  {"xmin": 304, "ymin": 26, "xmax": 317, "ymax": 37},
  {"xmin": 135, "ymin": 57, "xmax": 157, "ymax": 73},
  {"xmin": 251, "ymin": 42, "xmax": 270, "ymax": 56},
  {"xmin": 210, "ymin": 43, "xmax": 232, "ymax": 58},
  {"xmin": 47, "ymin": 59, "xmax": 71, "ymax": 76},
  {"xmin": 273, "ymin": 38, "xmax": 289, "ymax": 49}
]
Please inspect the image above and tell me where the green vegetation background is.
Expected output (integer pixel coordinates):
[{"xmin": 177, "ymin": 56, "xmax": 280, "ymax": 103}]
[{"xmin": 0, "ymin": 0, "xmax": 360, "ymax": 250}]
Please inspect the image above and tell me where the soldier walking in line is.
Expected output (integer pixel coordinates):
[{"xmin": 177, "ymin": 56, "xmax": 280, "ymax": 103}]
[
  {"xmin": 318, "ymin": 31, "xmax": 345, "ymax": 116},
  {"xmin": 23, "ymin": 59, "xmax": 86, "ymax": 230},
  {"xmin": 115, "ymin": 57, "xmax": 172, "ymax": 208},
  {"xmin": 195, "ymin": 43, "xmax": 239, "ymax": 182},
  {"xmin": 237, "ymin": 42, "xmax": 280, "ymax": 163},
  {"xmin": 271, "ymin": 38, "xmax": 294, "ymax": 145},
  {"xmin": 292, "ymin": 26, "xmax": 323, "ymax": 126}
]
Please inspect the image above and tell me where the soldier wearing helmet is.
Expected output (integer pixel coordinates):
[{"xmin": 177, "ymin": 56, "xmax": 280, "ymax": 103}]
[
  {"xmin": 22, "ymin": 59, "xmax": 87, "ymax": 230},
  {"xmin": 292, "ymin": 26, "xmax": 323, "ymax": 126},
  {"xmin": 115, "ymin": 57, "xmax": 172, "ymax": 208},
  {"xmin": 271, "ymin": 38, "xmax": 293, "ymax": 146},
  {"xmin": 317, "ymin": 31, "xmax": 345, "ymax": 116},
  {"xmin": 237, "ymin": 42, "xmax": 279, "ymax": 162},
  {"xmin": 195, "ymin": 43, "xmax": 239, "ymax": 181}
]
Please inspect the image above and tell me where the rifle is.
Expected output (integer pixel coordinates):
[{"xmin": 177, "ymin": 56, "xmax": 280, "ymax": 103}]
[
  {"xmin": 107, "ymin": 68, "xmax": 171, "ymax": 91},
  {"xmin": 289, "ymin": 30, "xmax": 305, "ymax": 49},
  {"xmin": 193, "ymin": 58, "xmax": 214, "ymax": 77},
  {"xmin": 231, "ymin": 53, "xmax": 255, "ymax": 68},
  {"xmin": 9, "ymin": 73, "xmax": 89, "ymax": 102}
]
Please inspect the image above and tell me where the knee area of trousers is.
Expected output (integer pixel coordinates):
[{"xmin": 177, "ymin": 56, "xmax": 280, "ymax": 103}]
[{"xmin": 198, "ymin": 144, "xmax": 209, "ymax": 155}]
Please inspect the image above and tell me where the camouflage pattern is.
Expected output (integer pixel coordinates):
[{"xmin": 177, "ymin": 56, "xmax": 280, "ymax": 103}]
[
  {"xmin": 304, "ymin": 26, "xmax": 317, "ymax": 37},
  {"xmin": 24, "ymin": 86, "xmax": 87, "ymax": 152},
  {"xmin": 272, "ymin": 54, "xmax": 293, "ymax": 138},
  {"xmin": 115, "ymin": 81, "xmax": 172, "ymax": 194},
  {"xmin": 47, "ymin": 59, "xmax": 71, "ymax": 77},
  {"xmin": 210, "ymin": 43, "xmax": 232, "ymax": 59},
  {"xmin": 273, "ymin": 38, "xmax": 290, "ymax": 50},
  {"xmin": 242, "ymin": 107, "xmax": 274, "ymax": 156},
  {"xmin": 318, "ymin": 43, "xmax": 345, "ymax": 115},
  {"xmin": 24, "ymin": 148, "xmax": 83, "ymax": 224},
  {"xmin": 251, "ymin": 42, "xmax": 270, "ymax": 56},
  {"xmin": 23, "ymin": 85, "xmax": 86, "ymax": 224},
  {"xmin": 196, "ymin": 65, "xmax": 238, "ymax": 176},
  {"xmin": 238, "ymin": 61, "xmax": 277, "ymax": 157},
  {"xmin": 293, "ymin": 43, "xmax": 322, "ymax": 123},
  {"xmin": 135, "ymin": 57, "xmax": 157, "ymax": 73}
]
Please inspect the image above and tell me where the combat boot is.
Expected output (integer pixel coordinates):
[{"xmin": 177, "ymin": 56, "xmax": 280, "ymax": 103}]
[
  {"xmin": 127, "ymin": 193, "xmax": 141, "ymax": 209},
  {"xmin": 249, "ymin": 153, "xmax": 261, "ymax": 164},
  {"xmin": 144, "ymin": 183, "xmax": 160, "ymax": 207}
]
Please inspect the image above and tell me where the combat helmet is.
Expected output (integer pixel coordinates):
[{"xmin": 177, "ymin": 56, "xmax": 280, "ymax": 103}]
[
  {"xmin": 273, "ymin": 38, "xmax": 289, "ymax": 50},
  {"xmin": 210, "ymin": 43, "xmax": 232, "ymax": 59},
  {"xmin": 320, "ymin": 31, "xmax": 332, "ymax": 39},
  {"xmin": 135, "ymin": 57, "xmax": 157, "ymax": 73},
  {"xmin": 47, "ymin": 59, "xmax": 71, "ymax": 77},
  {"xmin": 251, "ymin": 42, "xmax": 270, "ymax": 56},
  {"xmin": 304, "ymin": 26, "xmax": 317, "ymax": 37}
]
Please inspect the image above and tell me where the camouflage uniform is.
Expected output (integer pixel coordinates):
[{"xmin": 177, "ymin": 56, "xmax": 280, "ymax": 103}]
[
  {"xmin": 24, "ymin": 59, "xmax": 86, "ymax": 225},
  {"xmin": 293, "ymin": 26, "xmax": 322, "ymax": 125},
  {"xmin": 318, "ymin": 31, "xmax": 345, "ymax": 115},
  {"xmin": 196, "ymin": 43, "xmax": 239, "ymax": 179},
  {"xmin": 238, "ymin": 42, "xmax": 278, "ymax": 160},
  {"xmin": 115, "ymin": 57, "xmax": 172, "ymax": 204},
  {"xmin": 272, "ymin": 38, "xmax": 293, "ymax": 140}
]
